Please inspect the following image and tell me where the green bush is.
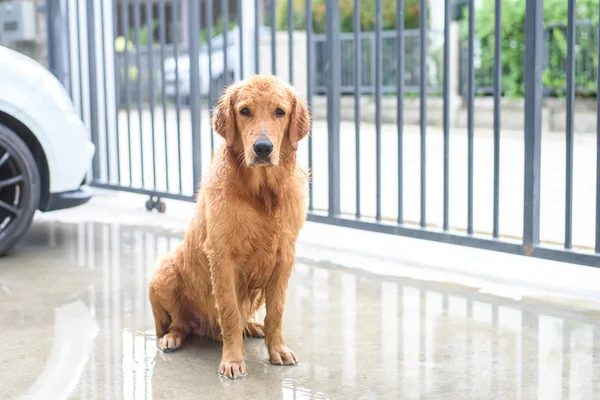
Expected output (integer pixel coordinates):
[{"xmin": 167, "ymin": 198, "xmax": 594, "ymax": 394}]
[
  {"xmin": 275, "ymin": 0, "xmax": 423, "ymax": 34},
  {"xmin": 200, "ymin": 19, "xmax": 238, "ymax": 44},
  {"xmin": 129, "ymin": 21, "xmax": 159, "ymax": 46},
  {"xmin": 461, "ymin": 0, "xmax": 598, "ymax": 97}
]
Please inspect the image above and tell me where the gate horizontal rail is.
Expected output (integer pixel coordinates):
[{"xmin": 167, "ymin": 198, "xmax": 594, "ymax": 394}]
[{"xmin": 49, "ymin": 0, "xmax": 600, "ymax": 268}]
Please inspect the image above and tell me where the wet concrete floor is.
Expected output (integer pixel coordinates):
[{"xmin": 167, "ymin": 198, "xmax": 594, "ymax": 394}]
[{"xmin": 1, "ymin": 221, "xmax": 600, "ymax": 399}]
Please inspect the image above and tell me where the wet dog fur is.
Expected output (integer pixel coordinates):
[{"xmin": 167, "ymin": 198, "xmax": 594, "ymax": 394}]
[{"xmin": 148, "ymin": 75, "xmax": 310, "ymax": 379}]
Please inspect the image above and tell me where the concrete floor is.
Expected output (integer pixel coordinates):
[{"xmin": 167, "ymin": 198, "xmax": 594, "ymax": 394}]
[{"xmin": 1, "ymin": 216, "xmax": 600, "ymax": 399}]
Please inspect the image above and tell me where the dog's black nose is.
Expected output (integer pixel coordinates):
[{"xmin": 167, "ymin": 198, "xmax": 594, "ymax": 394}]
[{"xmin": 253, "ymin": 140, "xmax": 273, "ymax": 158}]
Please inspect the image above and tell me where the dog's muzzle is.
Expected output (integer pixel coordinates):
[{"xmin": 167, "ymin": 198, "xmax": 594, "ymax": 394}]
[{"xmin": 252, "ymin": 139, "xmax": 273, "ymax": 164}]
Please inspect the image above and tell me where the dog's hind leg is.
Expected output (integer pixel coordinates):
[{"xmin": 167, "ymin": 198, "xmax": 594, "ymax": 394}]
[
  {"xmin": 151, "ymin": 290, "xmax": 191, "ymax": 353},
  {"xmin": 149, "ymin": 285, "xmax": 170, "ymax": 338},
  {"xmin": 148, "ymin": 255, "xmax": 191, "ymax": 353}
]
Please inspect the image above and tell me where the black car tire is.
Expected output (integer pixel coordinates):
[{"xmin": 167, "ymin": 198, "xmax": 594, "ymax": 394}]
[{"xmin": 0, "ymin": 123, "xmax": 41, "ymax": 255}]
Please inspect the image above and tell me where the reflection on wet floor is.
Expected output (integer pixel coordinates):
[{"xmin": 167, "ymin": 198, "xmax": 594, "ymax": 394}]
[{"xmin": 1, "ymin": 221, "xmax": 600, "ymax": 399}]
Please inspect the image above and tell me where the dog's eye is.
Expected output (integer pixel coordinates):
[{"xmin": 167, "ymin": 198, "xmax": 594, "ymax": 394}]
[
  {"xmin": 240, "ymin": 107, "xmax": 251, "ymax": 117},
  {"xmin": 275, "ymin": 108, "xmax": 285, "ymax": 118}
]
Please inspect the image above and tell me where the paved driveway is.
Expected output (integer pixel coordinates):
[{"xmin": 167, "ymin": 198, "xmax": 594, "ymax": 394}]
[{"xmin": 2, "ymin": 204, "xmax": 599, "ymax": 399}]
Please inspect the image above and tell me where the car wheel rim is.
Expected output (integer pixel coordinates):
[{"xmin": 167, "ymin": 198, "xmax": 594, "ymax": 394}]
[{"xmin": 0, "ymin": 146, "xmax": 25, "ymax": 237}]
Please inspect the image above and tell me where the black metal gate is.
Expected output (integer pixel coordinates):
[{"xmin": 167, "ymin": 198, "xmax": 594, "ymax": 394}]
[{"xmin": 46, "ymin": 0, "xmax": 600, "ymax": 267}]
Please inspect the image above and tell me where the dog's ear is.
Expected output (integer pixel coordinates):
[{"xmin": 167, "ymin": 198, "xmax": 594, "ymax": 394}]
[
  {"xmin": 213, "ymin": 84, "xmax": 238, "ymax": 148},
  {"xmin": 288, "ymin": 91, "xmax": 310, "ymax": 151}
]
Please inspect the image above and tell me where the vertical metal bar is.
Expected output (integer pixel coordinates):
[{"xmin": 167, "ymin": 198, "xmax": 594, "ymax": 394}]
[
  {"xmin": 419, "ymin": 0, "xmax": 427, "ymax": 228},
  {"xmin": 86, "ymin": 0, "xmax": 101, "ymax": 180},
  {"xmin": 326, "ymin": 0, "xmax": 341, "ymax": 218},
  {"xmin": 46, "ymin": 0, "xmax": 70, "ymax": 91},
  {"xmin": 173, "ymin": 0, "xmax": 183, "ymax": 193},
  {"xmin": 596, "ymin": 0, "xmax": 600, "ymax": 254},
  {"xmin": 112, "ymin": 0, "xmax": 122, "ymax": 184},
  {"xmin": 306, "ymin": 0, "xmax": 314, "ymax": 211},
  {"xmin": 397, "ymin": 0, "xmax": 404, "ymax": 225},
  {"xmin": 271, "ymin": 0, "xmax": 277, "ymax": 75},
  {"xmin": 564, "ymin": 0, "xmax": 576, "ymax": 249},
  {"xmin": 65, "ymin": 0, "xmax": 73, "ymax": 98},
  {"xmin": 121, "ymin": 0, "xmax": 133, "ymax": 184},
  {"xmin": 222, "ymin": 0, "xmax": 229, "ymax": 84},
  {"xmin": 100, "ymin": 0, "xmax": 111, "ymax": 182},
  {"xmin": 146, "ymin": 0, "xmax": 156, "ymax": 189},
  {"xmin": 189, "ymin": 0, "xmax": 202, "ymax": 189},
  {"xmin": 288, "ymin": 0, "xmax": 294, "ymax": 83},
  {"xmin": 442, "ymin": 0, "xmax": 449, "ymax": 231},
  {"xmin": 493, "ymin": 0, "xmax": 502, "ymax": 238},
  {"xmin": 523, "ymin": 0, "xmax": 543, "ymax": 248},
  {"xmin": 46, "ymin": 1, "xmax": 56, "ymax": 79},
  {"xmin": 467, "ymin": 0, "xmax": 475, "ymax": 234},
  {"xmin": 133, "ymin": 0, "xmax": 145, "ymax": 188},
  {"xmin": 354, "ymin": 0, "xmax": 361, "ymax": 219},
  {"xmin": 207, "ymin": 0, "xmax": 215, "ymax": 153},
  {"xmin": 238, "ymin": 0, "xmax": 244, "ymax": 79},
  {"xmin": 375, "ymin": 0, "xmax": 382, "ymax": 221},
  {"xmin": 254, "ymin": 0, "xmax": 260, "ymax": 74},
  {"xmin": 158, "ymin": 0, "xmax": 169, "ymax": 191},
  {"xmin": 76, "ymin": 0, "xmax": 85, "ymax": 119}
]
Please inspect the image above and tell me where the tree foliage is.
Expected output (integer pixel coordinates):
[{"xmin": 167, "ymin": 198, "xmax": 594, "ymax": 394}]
[
  {"xmin": 461, "ymin": 0, "xmax": 598, "ymax": 97},
  {"xmin": 275, "ymin": 0, "xmax": 423, "ymax": 34}
]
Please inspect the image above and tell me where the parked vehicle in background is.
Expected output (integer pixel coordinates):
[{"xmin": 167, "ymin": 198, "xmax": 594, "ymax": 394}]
[
  {"xmin": 0, "ymin": 46, "xmax": 95, "ymax": 254},
  {"xmin": 163, "ymin": 26, "xmax": 271, "ymax": 104}
]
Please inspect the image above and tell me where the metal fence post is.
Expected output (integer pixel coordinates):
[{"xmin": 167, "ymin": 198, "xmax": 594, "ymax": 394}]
[
  {"xmin": 306, "ymin": 0, "xmax": 314, "ymax": 211},
  {"xmin": 355, "ymin": 0, "xmax": 362, "ymax": 219},
  {"xmin": 325, "ymin": 0, "xmax": 341, "ymax": 218},
  {"xmin": 270, "ymin": 0, "xmax": 277, "ymax": 75},
  {"xmin": 375, "ymin": 0, "xmax": 382, "ymax": 221},
  {"xmin": 466, "ymin": 0, "xmax": 474, "ymax": 234},
  {"xmin": 86, "ymin": 0, "xmax": 100, "ymax": 180},
  {"xmin": 523, "ymin": 0, "xmax": 544, "ymax": 251},
  {"xmin": 189, "ymin": 0, "xmax": 202, "ymax": 191},
  {"xmin": 492, "ymin": 0, "xmax": 502, "ymax": 238},
  {"xmin": 46, "ymin": 0, "xmax": 71, "ymax": 93},
  {"xmin": 419, "ymin": 0, "xmax": 427, "ymax": 228},
  {"xmin": 241, "ymin": 0, "xmax": 255, "ymax": 80},
  {"xmin": 564, "ymin": 0, "xmax": 576, "ymax": 249},
  {"xmin": 596, "ymin": 0, "xmax": 600, "ymax": 254},
  {"xmin": 397, "ymin": 0, "xmax": 404, "ymax": 224}
]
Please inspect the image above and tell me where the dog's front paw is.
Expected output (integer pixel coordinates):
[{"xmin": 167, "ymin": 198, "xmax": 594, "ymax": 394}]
[
  {"xmin": 268, "ymin": 345, "xmax": 298, "ymax": 365},
  {"xmin": 218, "ymin": 359, "xmax": 247, "ymax": 379}
]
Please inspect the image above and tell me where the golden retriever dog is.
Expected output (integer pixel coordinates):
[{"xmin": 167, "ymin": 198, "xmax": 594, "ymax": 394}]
[{"xmin": 148, "ymin": 75, "xmax": 310, "ymax": 379}]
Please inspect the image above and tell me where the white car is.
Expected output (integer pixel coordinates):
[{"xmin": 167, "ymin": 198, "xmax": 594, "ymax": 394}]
[
  {"xmin": 163, "ymin": 37, "xmax": 236, "ymax": 102},
  {"xmin": 0, "ymin": 46, "xmax": 95, "ymax": 254}
]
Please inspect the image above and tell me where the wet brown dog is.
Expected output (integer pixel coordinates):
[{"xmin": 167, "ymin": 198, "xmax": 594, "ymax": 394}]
[{"xmin": 148, "ymin": 75, "xmax": 310, "ymax": 379}]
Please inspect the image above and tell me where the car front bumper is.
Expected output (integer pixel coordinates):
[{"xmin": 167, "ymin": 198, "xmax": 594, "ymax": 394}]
[{"xmin": 44, "ymin": 185, "xmax": 93, "ymax": 212}]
